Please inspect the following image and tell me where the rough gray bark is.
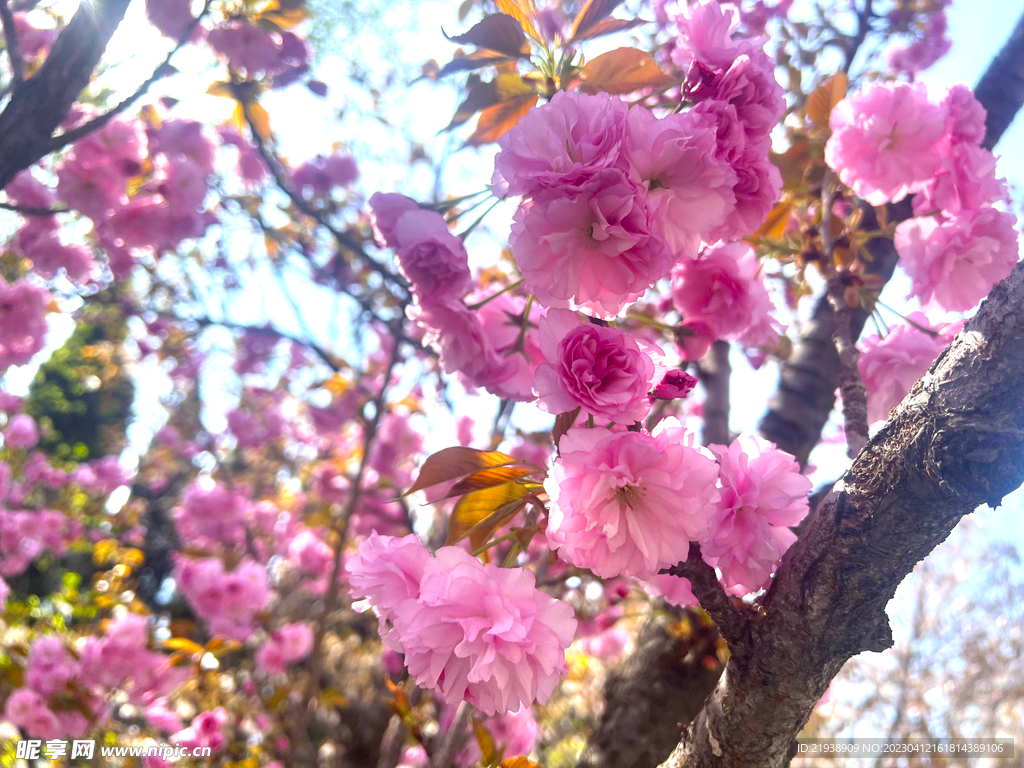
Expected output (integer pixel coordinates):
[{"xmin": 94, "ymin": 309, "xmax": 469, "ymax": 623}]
[
  {"xmin": 697, "ymin": 340, "xmax": 731, "ymax": 446},
  {"xmin": 660, "ymin": 254, "xmax": 1024, "ymax": 767},
  {"xmin": 976, "ymin": 11, "xmax": 1024, "ymax": 152},
  {"xmin": 0, "ymin": 0, "xmax": 132, "ymax": 191}
]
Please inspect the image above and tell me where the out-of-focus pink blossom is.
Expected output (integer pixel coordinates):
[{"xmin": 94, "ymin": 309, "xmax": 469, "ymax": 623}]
[
  {"xmin": 887, "ymin": 12, "xmax": 951, "ymax": 75},
  {"xmin": 943, "ymin": 84, "xmax": 987, "ymax": 147},
  {"xmin": 544, "ymin": 420, "xmax": 720, "ymax": 579},
  {"xmin": 293, "ymin": 154, "xmax": 359, "ymax": 197},
  {"xmin": 0, "ymin": 277, "xmax": 49, "ymax": 371},
  {"xmin": 256, "ymin": 622, "xmax": 315, "ymax": 674},
  {"xmin": 894, "ymin": 207, "xmax": 1020, "ymax": 312},
  {"xmin": 171, "ymin": 708, "xmax": 230, "ymax": 753},
  {"xmin": 173, "ymin": 482, "xmax": 249, "ymax": 549},
  {"xmin": 145, "ymin": 0, "xmax": 196, "ymax": 39},
  {"xmin": 702, "ymin": 435, "xmax": 811, "ymax": 594},
  {"xmin": 5, "ymin": 414, "xmax": 39, "ymax": 449},
  {"xmin": 174, "ymin": 557, "xmax": 270, "ymax": 640}
]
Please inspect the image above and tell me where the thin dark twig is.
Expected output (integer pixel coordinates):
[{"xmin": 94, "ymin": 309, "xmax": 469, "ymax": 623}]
[
  {"xmin": 842, "ymin": 0, "xmax": 874, "ymax": 74},
  {"xmin": 290, "ymin": 316, "xmax": 407, "ymax": 760},
  {"xmin": 0, "ymin": 200, "xmax": 67, "ymax": 216},
  {"xmin": 663, "ymin": 542, "xmax": 751, "ymax": 648},
  {"xmin": 0, "ymin": 0, "xmax": 25, "ymax": 86},
  {"xmin": 47, "ymin": 0, "xmax": 214, "ymax": 152},
  {"xmin": 238, "ymin": 97, "xmax": 408, "ymax": 292}
]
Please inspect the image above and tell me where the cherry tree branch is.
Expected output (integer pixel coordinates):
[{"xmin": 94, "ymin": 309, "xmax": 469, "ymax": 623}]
[
  {"xmin": 696, "ymin": 340, "xmax": 730, "ymax": 446},
  {"xmin": 0, "ymin": 200, "xmax": 68, "ymax": 216},
  {"xmin": 975, "ymin": 10, "xmax": 1024, "ymax": 152},
  {"xmin": 47, "ymin": 0, "xmax": 214, "ymax": 153},
  {"xmin": 660, "ymin": 256, "xmax": 1024, "ymax": 768},
  {"xmin": 431, "ymin": 702, "xmax": 473, "ymax": 768},
  {"xmin": 0, "ymin": 0, "xmax": 25, "ymax": 86},
  {"xmin": 0, "ymin": 0, "xmax": 131, "ymax": 191},
  {"xmin": 663, "ymin": 543, "xmax": 752, "ymax": 649}
]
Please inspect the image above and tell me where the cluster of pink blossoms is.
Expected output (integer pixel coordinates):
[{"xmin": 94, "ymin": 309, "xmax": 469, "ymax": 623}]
[
  {"xmin": 4, "ymin": 613, "xmax": 186, "ymax": 739},
  {"xmin": 347, "ymin": 533, "xmax": 577, "ymax": 715},
  {"xmin": 174, "ymin": 556, "xmax": 271, "ymax": 640},
  {"xmin": 173, "ymin": 481, "xmax": 252, "ymax": 550},
  {"xmin": 546, "ymin": 425, "xmax": 810, "ymax": 594},
  {"xmin": 255, "ymin": 622, "xmax": 315, "ymax": 675},
  {"xmin": 858, "ymin": 313, "xmax": 962, "ymax": 423},
  {"xmin": 0, "ymin": 276, "xmax": 50, "ymax": 372},
  {"xmin": 827, "ymin": 81, "xmax": 1019, "ymax": 312}
]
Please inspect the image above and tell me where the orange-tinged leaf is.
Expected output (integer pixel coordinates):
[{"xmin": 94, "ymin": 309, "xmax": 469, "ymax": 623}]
[
  {"xmin": 496, "ymin": 0, "xmax": 543, "ymax": 43},
  {"xmin": 502, "ymin": 758, "xmax": 542, "ymax": 768},
  {"xmin": 447, "ymin": 483, "xmax": 531, "ymax": 546},
  {"xmin": 570, "ymin": 0, "xmax": 625, "ymax": 41},
  {"xmin": 578, "ymin": 47, "xmax": 674, "ymax": 95},
  {"xmin": 257, "ymin": 4, "xmax": 309, "ymax": 30},
  {"xmin": 445, "ymin": 14, "xmax": 529, "ymax": 59},
  {"xmin": 467, "ymin": 93, "xmax": 538, "ymax": 145},
  {"xmin": 406, "ymin": 447, "xmax": 519, "ymax": 495},
  {"xmin": 753, "ymin": 199, "xmax": 795, "ymax": 240},
  {"xmin": 164, "ymin": 637, "xmax": 205, "ymax": 655},
  {"xmin": 243, "ymin": 100, "xmax": 272, "ymax": 142},
  {"xmin": 445, "ymin": 74, "xmax": 535, "ymax": 131},
  {"xmin": 806, "ymin": 72, "xmax": 848, "ymax": 129},
  {"xmin": 473, "ymin": 718, "xmax": 499, "ymax": 765},
  {"xmin": 446, "ymin": 465, "xmax": 537, "ymax": 497},
  {"xmin": 569, "ymin": 16, "xmax": 647, "ymax": 42},
  {"xmin": 206, "ymin": 80, "xmax": 235, "ymax": 99}
]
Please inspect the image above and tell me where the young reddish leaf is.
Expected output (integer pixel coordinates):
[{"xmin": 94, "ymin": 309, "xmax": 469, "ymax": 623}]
[
  {"xmin": 445, "ymin": 74, "xmax": 534, "ymax": 131},
  {"xmin": 444, "ymin": 13, "xmax": 529, "ymax": 59},
  {"xmin": 164, "ymin": 637, "xmax": 205, "ymax": 656},
  {"xmin": 502, "ymin": 758, "xmax": 542, "ymax": 768},
  {"xmin": 806, "ymin": 72, "xmax": 849, "ymax": 130},
  {"xmin": 569, "ymin": 16, "xmax": 648, "ymax": 42},
  {"xmin": 437, "ymin": 49, "xmax": 514, "ymax": 78},
  {"xmin": 753, "ymin": 199, "xmax": 796, "ymax": 240},
  {"xmin": 446, "ymin": 464, "xmax": 537, "ymax": 497},
  {"xmin": 405, "ymin": 447, "xmax": 519, "ymax": 495},
  {"xmin": 466, "ymin": 93, "xmax": 538, "ymax": 145},
  {"xmin": 552, "ymin": 407, "xmax": 581, "ymax": 453},
  {"xmin": 447, "ymin": 483, "xmax": 531, "ymax": 546},
  {"xmin": 473, "ymin": 717, "xmax": 499, "ymax": 766},
  {"xmin": 569, "ymin": 0, "xmax": 625, "ymax": 41},
  {"xmin": 496, "ymin": 0, "xmax": 544, "ymax": 44},
  {"xmin": 578, "ymin": 48, "xmax": 674, "ymax": 95}
]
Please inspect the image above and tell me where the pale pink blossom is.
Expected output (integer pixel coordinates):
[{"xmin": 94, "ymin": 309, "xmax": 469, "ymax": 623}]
[
  {"xmin": 510, "ymin": 168, "xmax": 672, "ymax": 318},
  {"xmin": 5, "ymin": 414, "xmax": 38, "ymax": 449},
  {"xmin": 493, "ymin": 90, "xmax": 629, "ymax": 197},
  {"xmin": 174, "ymin": 557, "xmax": 270, "ymax": 640},
  {"xmin": 389, "ymin": 545, "xmax": 577, "ymax": 715},
  {"xmin": 13, "ymin": 13, "xmax": 55, "ymax": 60},
  {"xmin": 292, "ymin": 154, "xmax": 359, "ymax": 197},
  {"xmin": 256, "ymin": 622, "xmax": 315, "ymax": 674},
  {"xmin": 642, "ymin": 573, "xmax": 698, "ymax": 608},
  {"xmin": 533, "ymin": 308, "xmax": 661, "ymax": 424},
  {"xmin": 369, "ymin": 192, "xmax": 419, "ymax": 246},
  {"xmin": 825, "ymin": 82, "xmax": 948, "ymax": 205},
  {"xmin": 671, "ymin": 242, "xmax": 778, "ymax": 348},
  {"xmin": 173, "ymin": 482, "xmax": 249, "ymax": 549},
  {"xmin": 346, "ymin": 532, "xmax": 429, "ymax": 628},
  {"xmin": 468, "ymin": 287, "xmax": 544, "ymax": 401},
  {"xmin": 943, "ymin": 84, "xmax": 987, "ymax": 147},
  {"xmin": 151, "ymin": 120, "xmax": 216, "ymax": 174},
  {"xmin": 670, "ymin": 0, "xmax": 766, "ymax": 70},
  {"xmin": 0, "ymin": 277, "xmax": 50, "ymax": 371},
  {"xmin": 894, "ymin": 208, "xmax": 1020, "ymax": 312},
  {"xmin": 859, "ymin": 313, "xmax": 960, "ymax": 423},
  {"xmin": 544, "ymin": 420, "xmax": 720, "ymax": 579},
  {"xmin": 702, "ymin": 435, "xmax": 811, "ymax": 594},
  {"xmin": 4, "ymin": 688, "xmax": 61, "ymax": 739},
  {"xmin": 887, "ymin": 12, "xmax": 951, "ymax": 74},
  {"xmin": 458, "ymin": 706, "xmax": 540, "ymax": 765},
  {"xmin": 912, "ymin": 144, "xmax": 1007, "ymax": 216}
]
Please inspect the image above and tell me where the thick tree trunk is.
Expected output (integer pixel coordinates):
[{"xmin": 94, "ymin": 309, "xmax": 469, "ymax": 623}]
[
  {"xmin": 0, "ymin": 0, "xmax": 131, "ymax": 191},
  {"xmin": 661, "ymin": 255, "xmax": 1024, "ymax": 767}
]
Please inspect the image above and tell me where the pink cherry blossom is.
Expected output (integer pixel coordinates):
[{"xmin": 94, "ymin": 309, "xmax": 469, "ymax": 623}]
[
  {"xmin": 544, "ymin": 420, "xmax": 720, "ymax": 579},
  {"xmin": 3, "ymin": 171, "xmax": 56, "ymax": 209},
  {"xmin": 0, "ymin": 277, "xmax": 50, "ymax": 371},
  {"xmin": 652, "ymin": 369, "xmax": 698, "ymax": 400},
  {"xmin": 709, "ymin": 50, "xmax": 785, "ymax": 146},
  {"xmin": 912, "ymin": 144, "xmax": 1007, "ymax": 216},
  {"xmin": 670, "ymin": 0, "xmax": 766, "ymax": 70},
  {"xmin": 174, "ymin": 557, "xmax": 270, "ymax": 640},
  {"xmin": 825, "ymin": 82, "xmax": 949, "ymax": 205},
  {"xmin": 4, "ymin": 688, "xmax": 61, "ymax": 739},
  {"xmin": 671, "ymin": 242, "xmax": 778, "ymax": 348},
  {"xmin": 642, "ymin": 573, "xmax": 698, "ymax": 608},
  {"xmin": 859, "ymin": 313, "xmax": 958, "ymax": 423},
  {"xmin": 173, "ymin": 482, "xmax": 249, "ymax": 549},
  {"xmin": 510, "ymin": 168, "xmax": 672, "ymax": 318},
  {"xmin": 943, "ymin": 84, "xmax": 987, "ymax": 147},
  {"xmin": 469, "ymin": 287, "xmax": 544, "ymax": 401},
  {"xmin": 533, "ymin": 308, "xmax": 661, "ymax": 424},
  {"xmin": 292, "ymin": 154, "xmax": 359, "ymax": 197},
  {"xmin": 493, "ymin": 90, "xmax": 629, "ymax": 197},
  {"xmin": 368, "ymin": 192, "xmax": 420, "ymax": 246},
  {"xmin": 256, "ymin": 622, "xmax": 315, "ymax": 674},
  {"xmin": 624, "ymin": 106, "xmax": 736, "ymax": 255},
  {"xmin": 287, "ymin": 528, "xmax": 334, "ymax": 578},
  {"xmin": 392, "ymin": 210, "xmax": 472, "ymax": 304},
  {"xmin": 389, "ymin": 545, "xmax": 577, "ymax": 715},
  {"xmin": 151, "ymin": 119, "xmax": 216, "ymax": 175},
  {"xmin": 346, "ymin": 531, "xmax": 429, "ymax": 626},
  {"xmin": 702, "ymin": 435, "xmax": 811, "ymax": 594},
  {"xmin": 13, "ymin": 216, "xmax": 97, "ymax": 284},
  {"xmin": 5, "ymin": 414, "xmax": 38, "ymax": 449},
  {"xmin": 145, "ymin": 0, "xmax": 195, "ymax": 39},
  {"xmin": 171, "ymin": 708, "xmax": 230, "ymax": 753},
  {"xmin": 894, "ymin": 207, "xmax": 1020, "ymax": 312},
  {"xmin": 887, "ymin": 12, "xmax": 951, "ymax": 75},
  {"xmin": 207, "ymin": 21, "xmax": 291, "ymax": 76},
  {"xmin": 13, "ymin": 13, "xmax": 56, "ymax": 60}
]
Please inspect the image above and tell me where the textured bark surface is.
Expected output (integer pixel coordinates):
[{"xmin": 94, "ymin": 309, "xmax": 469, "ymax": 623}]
[
  {"xmin": 660, "ymin": 258, "xmax": 1024, "ymax": 767},
  {"xmin": 976, "ymin": 11, "xmax": 1024, "ymax": 152},
  {"xmin": 697, "ymin": 340, "xmax": 732, "ymax": 447},
  {"xmin": 575, "ymin": 611, "xmax": 724, "ymax": 768},
  {"xmin": 0, "ymin": 0, "xmax": 131, "ymax": 191}
]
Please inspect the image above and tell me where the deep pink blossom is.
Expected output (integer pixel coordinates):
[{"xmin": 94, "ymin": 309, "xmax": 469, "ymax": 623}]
[
  {"xmin": 825, "ymin": 82, "xmax": 948, "ymax": 205},
  {"xmin": 510, "ymin": 168, "xmax": 671, "ymax": 318},
  {"xmin": 894, "ymin": 207, "xmax": 1020, "ymax": 312},
  {"xmin": 702, "ymin": 435, "xmax": 811, "ymax": 594},
  {"xmin": 468, "ymin": 288, "xmax": 544, "ymax": 401},
  {"xmin": 859, "ymin": 313, "xmax": 958, "ymax": 423},
  {"xmin": 3, "ymin": 171, "xmax": 56, "ymax": 209},
  {"xmin": 544, "ymin": 420, "xmax": 720, "ymax": 579},
  {"xmin": 493, "ymin": 90, "xmax": 629, "ymax": 197},
  {"xmin": 388, "ymin": 545, "xmax": 577, "ymax": 715},
  {"xmin": 707, "ymin": 50, "xmax": 785, "ymax": 146},
  {"xmin": 207, "ymin": 21, "xmax": 292, "ymax": 75},
  {"xmin": 652, "ymin": 369, "xmax": 698, "ymax": 401},
  {"xmin": 4, "ymin": 688, "xmax": 61, "ymax": 739},
  {"xmin": 533, "ymin": 308, "xmax": 661, "ymax": 423},
  {"xmin": 171, "ymin": 708, "xmax": 230, "ymax": 753}
]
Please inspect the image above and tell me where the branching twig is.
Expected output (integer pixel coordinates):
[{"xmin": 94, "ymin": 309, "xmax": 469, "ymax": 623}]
[
  {"xmin": 47, "ymin": 0, "xmax": 214, "ymax": 153},
  {"xmin": 819, "ymin": 171, "xmax": 870, "ymax": 457},
  {"xmin": 290, "ymin": 315, "xmax": 407, "ymax": 761},
  {"xmin": 842, "ymin": 0, "xmax": 874, "ymax": 74},
  {"xmin": 431, "ymin": 702, "xmax": 473, "ymax": 768},
  {"xmin": 0, "ymin": 200, "xmax": 67, "ymax": 216},
  {"xmin": 663, "ymin": 542, "xmax": 751, "ymax": 649},
  {"xmin": 0, "ymin": 0, "xmax": 25, "ymax": 86}
]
